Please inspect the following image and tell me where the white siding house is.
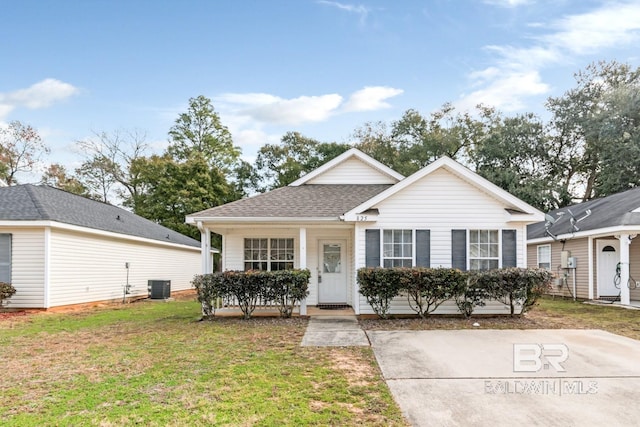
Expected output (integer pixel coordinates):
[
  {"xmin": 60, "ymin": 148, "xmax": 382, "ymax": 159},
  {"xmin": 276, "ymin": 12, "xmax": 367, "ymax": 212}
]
[
  {"xmin": 0, "ymin": 185, "xmax": 202, "ymax": 309},
  {"xmin": 187, "ymin": 148, "xmax": 544, "ymax": 315}
]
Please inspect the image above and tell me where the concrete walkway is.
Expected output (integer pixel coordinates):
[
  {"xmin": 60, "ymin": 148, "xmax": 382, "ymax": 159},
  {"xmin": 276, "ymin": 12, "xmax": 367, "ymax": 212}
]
[{"xmin": 301, "ymin": 315, "xmax": 370, "ymax": 346}]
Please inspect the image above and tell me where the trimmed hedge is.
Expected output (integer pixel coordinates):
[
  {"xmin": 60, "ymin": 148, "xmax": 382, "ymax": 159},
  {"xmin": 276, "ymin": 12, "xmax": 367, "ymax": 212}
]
[
  {"xmin": 192, "ymin": 269, "xmax": 310, "ymax": 319},
  {"xmin": 0, "ymin": 282, "xmax": 16, "ymax": 308},
  {"xmin": 357, "ymin": 267, "xmax": 552, "ymax": 318}
]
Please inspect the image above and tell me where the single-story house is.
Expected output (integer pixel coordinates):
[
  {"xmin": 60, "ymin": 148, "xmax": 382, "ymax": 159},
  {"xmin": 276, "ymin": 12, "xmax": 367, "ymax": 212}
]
[
  {"xmin": 527, "ymin": 187, "xmax": 640, "ymax": 306},
  {"xmin": 0, "ymin": 184, "xmax": 204, "ymax": 309},
  {"xmin": 186, "ymin": 148, "xmax": 544, "ymax": 315}
]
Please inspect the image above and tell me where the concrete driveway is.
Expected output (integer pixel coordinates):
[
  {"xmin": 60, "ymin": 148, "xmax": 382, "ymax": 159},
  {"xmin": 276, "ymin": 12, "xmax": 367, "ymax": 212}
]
[{"xmin": 368, "ymin": 329, "xmax": 640, "ymax": 426}]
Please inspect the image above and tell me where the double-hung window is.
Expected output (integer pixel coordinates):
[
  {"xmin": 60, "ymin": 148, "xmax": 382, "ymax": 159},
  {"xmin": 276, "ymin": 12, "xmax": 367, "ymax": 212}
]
[
  {"xmin": 537, "ymin": 244, "xmax": 551, "ymax": 270},
  {"xmin": 469, "ymin": 229, "xmax": 499, "ymax": 270},
  {"xmin": 244, "ymin": 238, "xmax": 294, "ymax": 271},
  {"xmin": 383, "ymin": 229, "xmax": 412, "ymax": 267}
]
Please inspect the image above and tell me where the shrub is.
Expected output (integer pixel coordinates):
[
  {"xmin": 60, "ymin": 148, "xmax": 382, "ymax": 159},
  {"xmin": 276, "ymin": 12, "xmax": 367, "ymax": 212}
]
[
  {"xmin": 192, "ymin": 274, "xmax": 226, "ymax": 317},
  {"xmin": 453, "ymin": 273, "xmax": 492, "ymax": 318},
  {"xmin": 357, "ymin": 268, "xmax": 402, "ymax": 319},
  {"xmin": 265, "ymin": 269, "xmax": 311, "ymax": 318},
  {"xmin": 192, "ymin": 269, "xmax": 310, "ymax": 319},
  {"xmin": 0, "ymin": 282, "xmax": 16, "ymax": 308},
  {"xmin": 402, "ymin": 268, "xmax": 467, "ymax": 318},
  {"xmin": 480, "ymin": 267, "xmax": 553, "ymax": 316},
  {"xmin": 357, "ymin": 266, "xmax": 552, "ymax": 318}
]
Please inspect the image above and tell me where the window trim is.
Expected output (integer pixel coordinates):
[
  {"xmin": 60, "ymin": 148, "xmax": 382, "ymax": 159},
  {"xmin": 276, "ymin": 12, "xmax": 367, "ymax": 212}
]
[
  {"xmin": 243, "ymin": 237, "xmax": 294, "ymax": 271},
  {"xmin": 381, "ymin": 229, "xmax": 414, "ymax": 268},
  {"xmin": 468, "ymin": 229, "xmax": 501, "ymax": 271},
  {"xmin": 537, "ymin": 244, "xmax": 551, "ymax": 270}
]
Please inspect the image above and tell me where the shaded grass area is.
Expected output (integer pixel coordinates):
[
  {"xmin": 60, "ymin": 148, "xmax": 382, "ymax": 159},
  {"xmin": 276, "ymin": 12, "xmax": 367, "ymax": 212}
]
[
  {"xmin": 360, "ymin": 297, "xmax": 640, "ymax": 341},
  {"xmin": 0, "ymin": 301, "xmax": 406, "ymax": 426}
]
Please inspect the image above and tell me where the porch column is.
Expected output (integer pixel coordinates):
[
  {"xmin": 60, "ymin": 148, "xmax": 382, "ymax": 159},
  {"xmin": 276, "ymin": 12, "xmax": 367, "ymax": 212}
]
[
  {"xmin": 588, "ymin": 236, "xmax": 594, "ymax": 300},
  {"xmin": 299, "ymin": 228, "xmax": 307, "ymax": 315},
  {"xmin": 200, "ymin": 225, "xmax": 211, "ymax": 274},
  {"xmin": 618, "ymin": 234, "xmax": 631, "ymax": 305}
]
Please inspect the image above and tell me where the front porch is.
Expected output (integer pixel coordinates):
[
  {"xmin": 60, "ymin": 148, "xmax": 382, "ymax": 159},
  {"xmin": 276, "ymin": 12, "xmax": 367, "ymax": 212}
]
[{"xmin": 198, "ymin": 223, "xmax": 361, "ymax": 312}]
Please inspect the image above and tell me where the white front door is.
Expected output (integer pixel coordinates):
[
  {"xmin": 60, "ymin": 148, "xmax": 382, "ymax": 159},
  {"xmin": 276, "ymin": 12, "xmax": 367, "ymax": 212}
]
[
  {"xmin": 597, "ymin": 239, "xmax": 620, "ymax": 296},
  {"xmin": 318, "ymin": 240, "xmax": 348, "ymax": 303}
]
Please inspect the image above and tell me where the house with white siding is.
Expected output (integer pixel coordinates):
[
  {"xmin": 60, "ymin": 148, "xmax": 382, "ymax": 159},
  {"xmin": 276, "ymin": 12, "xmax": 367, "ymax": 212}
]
[
  {"xmin": 0, "ymin": 185, "xmax": 202, "ymax": 309},
  {"xmin": 527, "ymin": 187, "xmax": 640, "ymax": 306},
  {"xmin": 186, "ymin": 148, "xmax": 544, "ymax": 315}
]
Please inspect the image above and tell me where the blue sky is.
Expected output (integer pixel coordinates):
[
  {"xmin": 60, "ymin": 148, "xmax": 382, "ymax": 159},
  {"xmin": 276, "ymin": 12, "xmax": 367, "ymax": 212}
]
[{"xmin": 2, "ymin": 0, "xmax": 640, "ymax": 178}]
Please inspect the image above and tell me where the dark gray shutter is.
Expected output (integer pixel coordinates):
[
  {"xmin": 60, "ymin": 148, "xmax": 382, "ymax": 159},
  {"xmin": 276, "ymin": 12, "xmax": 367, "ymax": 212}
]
[
  {"xmin": 415, "ymin": 230, "xmax": 430, "ymax": 267},
  {"xmin": 0, "ymin": 234, "xmax": 12, "ymax": 283},
  {"xmin": 451, "ymin": 229, "xmax": 467, "ymax": 271},
  {"xmin": 502, "ymin": 229, "xmax": 517, "ymax": 268},
  {"xmin": 365, "ymin": 229, "xmax": 380, "ymax": 267}
]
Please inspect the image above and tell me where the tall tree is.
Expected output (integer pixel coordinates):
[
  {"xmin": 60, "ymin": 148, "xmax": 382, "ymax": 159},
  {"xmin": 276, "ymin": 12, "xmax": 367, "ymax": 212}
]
[
  {"xmin": 40, "ymin": 163, "xmax": 89, "ymax": 196},
  {"xmin": 75, "ymin": 129, "xmax": 149, "ymax": 205},
  {"xmin": 353, "ymin": 104, "xmax": 493, "ymax": 176},
  {"xmin": 0, "ymin": 121, "xmax": 49, "ymax": 185},
  {"xmin": 167, "ymin": 95, "xmax": 241, "ymax": 172},
  {"xmin": 131, "ymin": 155, "xmax": 234, "ymax": 239},
  {"xmin": 546, "ymin": 61, "xmax": 640, "ymax": 202},
  {"xmin": 252, "ymin": 131, "xmax": 350, "ymax": 191},
  {"xmin": 472, "ymin": 113, "xmax": 560, "ymax": 211}
]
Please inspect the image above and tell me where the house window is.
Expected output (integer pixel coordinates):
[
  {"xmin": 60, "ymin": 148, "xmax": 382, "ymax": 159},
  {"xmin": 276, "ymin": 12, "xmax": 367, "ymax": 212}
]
[
  {"xmin": 383, "ymin": 229, "xmax": 413, "ymax": 268},
  {"xmin": 270, "ymin": 238, "xmax": 294, "ymax": 271},
  {"xmin": 0, "ymin": 234, "xmax": 11, "ymax": 283},
  {"xmin": 244, "ymin": 238, "xmax": 294, "ymax": 271},
  {"xmin": 537, "ymin": 244, "xmax": 551, "ymax": 270},
  {"xmin": 469, "ymin": 229, "xmax": 499, "ymax": 270}
]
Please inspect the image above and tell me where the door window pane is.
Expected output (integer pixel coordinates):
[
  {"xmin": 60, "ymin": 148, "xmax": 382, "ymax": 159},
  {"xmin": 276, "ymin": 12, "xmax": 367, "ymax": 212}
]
[{"xmin": 323, "ymin": 244, "xmax": 341, "ymax": 273}]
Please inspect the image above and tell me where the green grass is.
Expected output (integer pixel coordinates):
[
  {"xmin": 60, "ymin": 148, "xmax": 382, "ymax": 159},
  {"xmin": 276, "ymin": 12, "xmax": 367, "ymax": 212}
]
[
  {"xmin": 527, "ymin": 296, "xmax": 640, "ymax": 340},
  {"xmin": 0, "ymin": 301, "xmax": 406, "ymax": 426}
]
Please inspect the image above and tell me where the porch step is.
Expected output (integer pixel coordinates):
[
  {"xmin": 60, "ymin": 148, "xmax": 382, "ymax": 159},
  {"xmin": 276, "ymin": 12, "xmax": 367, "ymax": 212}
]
[{"xmin": 301, "ymin": 315, "xmax": 370, "ymax": 347}]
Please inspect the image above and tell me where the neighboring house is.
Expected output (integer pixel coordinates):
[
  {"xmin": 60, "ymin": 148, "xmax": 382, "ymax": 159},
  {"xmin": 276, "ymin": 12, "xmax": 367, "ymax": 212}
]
[
  {"xmin": 527, "ymin": 187, "xmax": 640, "ymax": 306},
  {"xmin": 0, "ymin": 185, "xmax": 203, "ymax": 309},
  {"xmin": 186, "ymin": 148, "xmax": 543, "ymax": 315}
]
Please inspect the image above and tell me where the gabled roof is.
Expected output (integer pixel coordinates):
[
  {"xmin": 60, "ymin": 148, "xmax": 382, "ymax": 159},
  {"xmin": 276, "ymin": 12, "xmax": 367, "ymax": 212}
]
[
  {"xmin": 343, "ymin": 156, "xmax": 544, "ymax": 221},
  {"xmin": 186, "ymin": 184, "xmax": 393, "ymax": 221},
  {"xmin": 289, "ymin": 148, "xmax": 404, "ymax": 186},
  {"xmin": 0, "ymin": 185, "xmax": 200, "ymax": 248},
  {"xmin": 528, "ymin": 186, "xmax": 640, "ymax": 240}
]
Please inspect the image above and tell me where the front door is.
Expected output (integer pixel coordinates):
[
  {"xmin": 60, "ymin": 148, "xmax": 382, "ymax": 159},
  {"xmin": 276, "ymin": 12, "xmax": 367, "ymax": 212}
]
[
  {"xmin": 597, "ymin": 239, "xmax": 620, "ymax": 296},
  {"xmin": 318, "ymin": 240, "xmax": 347, "ymax": 303}
]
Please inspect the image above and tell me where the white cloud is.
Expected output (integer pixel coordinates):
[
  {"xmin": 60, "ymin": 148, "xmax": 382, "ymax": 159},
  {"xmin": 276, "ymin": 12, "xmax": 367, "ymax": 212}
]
[
  {"xmin": 234, "ymin": 128, "xmax": 280, "ymax": 150},
  {"xmin": 0, "ymin": 78, "xmax": 79, "ymax": 119},
  {"xmin": 544, "ymin": 2, "xmax": 640, "ymax": 55},
  {"xmin": 458, "ymin": 70, "xmax": 549, "ymax": 112},
  {"xmin": 317, "ymin": 1, "xmax": 370, "ymax": 25},
  {"xmin": 247, "ymin": 94, "xmax": 343, "ymax": 125},
  {"xmin": 483, "ymin": 0, "xmax": 531, "ymax": 7},
  {"xmin": 458, "ymin": 2, "xmax": 640, "ymax": 112},
  {"xmin": 343, "ymin": 86, "xmax": 404, "ymax": 112}
]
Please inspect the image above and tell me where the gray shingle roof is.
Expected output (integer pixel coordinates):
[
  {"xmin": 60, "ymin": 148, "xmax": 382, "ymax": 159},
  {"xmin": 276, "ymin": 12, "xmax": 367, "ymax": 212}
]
[
  {"xmin": 188, "ymin": 184, "xmax": 393, "ymax": 219},
  {"xmin": 528, "ymin": 186, "xmax": 640, "ymax": 240},
  {"xmin": 0, "ymin": 185, "xmax": 200, "ymax": 247}
]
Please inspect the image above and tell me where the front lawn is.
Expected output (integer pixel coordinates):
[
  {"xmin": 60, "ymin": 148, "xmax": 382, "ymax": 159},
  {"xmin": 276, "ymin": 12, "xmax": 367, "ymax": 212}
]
[{"xmin": 0, "ymin": 300, "xmax": 406, "ymax": 426}]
